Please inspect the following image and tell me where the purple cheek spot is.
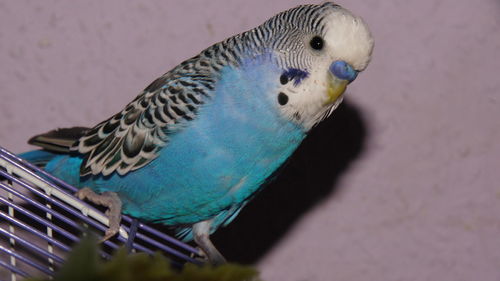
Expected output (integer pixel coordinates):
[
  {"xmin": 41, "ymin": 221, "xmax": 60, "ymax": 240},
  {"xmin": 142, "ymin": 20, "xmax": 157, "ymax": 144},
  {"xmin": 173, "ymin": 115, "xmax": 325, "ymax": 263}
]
[{"xmin": 281, "ymin": 68, "xmax": 309, "ymax": 86}]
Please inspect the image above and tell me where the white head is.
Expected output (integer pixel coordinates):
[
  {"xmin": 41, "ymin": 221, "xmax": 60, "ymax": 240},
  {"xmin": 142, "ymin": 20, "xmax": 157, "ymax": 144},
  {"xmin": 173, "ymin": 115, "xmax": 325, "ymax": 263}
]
[{"xmin": 267, "ymin": 3, "xmax": 374, "ymax": 130}]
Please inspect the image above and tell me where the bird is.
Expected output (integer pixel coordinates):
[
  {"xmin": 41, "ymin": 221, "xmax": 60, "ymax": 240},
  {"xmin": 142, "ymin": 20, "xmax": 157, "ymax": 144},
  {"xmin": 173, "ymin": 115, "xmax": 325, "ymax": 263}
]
[{"xmin": 20, "ymin": 2, "xmax": 374, "ymax": 265}]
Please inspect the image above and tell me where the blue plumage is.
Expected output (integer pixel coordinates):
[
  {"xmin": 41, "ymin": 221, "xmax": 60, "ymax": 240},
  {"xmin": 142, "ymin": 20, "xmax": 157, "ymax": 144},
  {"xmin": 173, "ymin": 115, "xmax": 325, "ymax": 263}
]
[
  {"xmin": 26, "ymin": 56, "xmax": 305, "ymax": 241},
  {"xmin": 20, "ymin": 3, "xmax": 374, "ymax": 264},
  {"xmin": 93, "ymin": 58, "xmax": 304, "ymax": 236}
]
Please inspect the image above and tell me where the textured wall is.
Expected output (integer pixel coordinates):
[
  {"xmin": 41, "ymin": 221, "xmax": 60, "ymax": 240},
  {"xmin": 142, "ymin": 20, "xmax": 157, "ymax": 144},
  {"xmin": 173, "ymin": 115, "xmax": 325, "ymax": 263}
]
[{"xmin": 1, "ymin": 1, "xmax": 500, "ymax": 280}]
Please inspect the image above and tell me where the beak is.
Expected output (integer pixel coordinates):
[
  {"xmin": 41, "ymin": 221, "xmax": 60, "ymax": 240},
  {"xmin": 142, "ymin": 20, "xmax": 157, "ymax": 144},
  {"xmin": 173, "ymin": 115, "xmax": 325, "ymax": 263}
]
[
  {"xmin": 325, "ymin": 61, "xmax": 358, "ymax": 105},
  {"xmin": 326, "ymin": 75, "xmax": 349, "ymax": 105}
]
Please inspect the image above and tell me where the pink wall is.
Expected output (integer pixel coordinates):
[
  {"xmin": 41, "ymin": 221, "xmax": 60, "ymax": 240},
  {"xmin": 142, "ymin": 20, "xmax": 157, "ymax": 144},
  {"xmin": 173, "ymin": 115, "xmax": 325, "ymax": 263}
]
[{"xmin": 1, "ymin": 1, "xmax": 500, "ymax": 280}]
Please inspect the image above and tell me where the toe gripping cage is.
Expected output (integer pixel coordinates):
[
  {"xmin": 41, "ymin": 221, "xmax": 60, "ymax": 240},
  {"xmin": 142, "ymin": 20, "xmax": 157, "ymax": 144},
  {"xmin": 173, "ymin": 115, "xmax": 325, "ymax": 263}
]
[{"xmin": 0, "ymin": 146, "xmax": 202, "ymax": 280}]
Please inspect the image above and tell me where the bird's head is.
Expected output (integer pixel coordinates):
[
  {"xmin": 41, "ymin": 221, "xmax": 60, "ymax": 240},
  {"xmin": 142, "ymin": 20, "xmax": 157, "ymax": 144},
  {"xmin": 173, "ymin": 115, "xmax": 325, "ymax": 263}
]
[{"xmin": 265, "ymin": 2, "xmax": 374, "ymax": 130}]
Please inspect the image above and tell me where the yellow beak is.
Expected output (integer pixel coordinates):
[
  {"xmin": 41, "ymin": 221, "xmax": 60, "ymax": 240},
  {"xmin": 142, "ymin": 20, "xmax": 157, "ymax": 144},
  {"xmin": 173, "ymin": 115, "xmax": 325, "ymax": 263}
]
[{"xmin": 325, "ymin": 74, "xmax": 348, "ymax": 105}]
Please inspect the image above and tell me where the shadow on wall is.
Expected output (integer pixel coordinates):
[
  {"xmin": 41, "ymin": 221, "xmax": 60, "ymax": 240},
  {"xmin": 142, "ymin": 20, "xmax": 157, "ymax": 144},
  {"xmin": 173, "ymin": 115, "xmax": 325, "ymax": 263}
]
[{"xmin": 212, "ymin": 100, "xmax": 369, "ymax": 264}]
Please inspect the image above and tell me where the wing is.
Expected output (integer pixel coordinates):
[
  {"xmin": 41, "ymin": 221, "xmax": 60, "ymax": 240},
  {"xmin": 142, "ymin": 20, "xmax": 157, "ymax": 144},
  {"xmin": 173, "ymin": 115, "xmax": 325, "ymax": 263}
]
[{"xmin": 74, "ymin": 56, "xmax": 217, "ymax": 177}]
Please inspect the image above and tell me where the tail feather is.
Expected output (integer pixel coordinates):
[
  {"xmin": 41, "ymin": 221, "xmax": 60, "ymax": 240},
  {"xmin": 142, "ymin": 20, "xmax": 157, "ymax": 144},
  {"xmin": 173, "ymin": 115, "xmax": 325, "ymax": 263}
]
[
  {"xmin": 12, "ymin": 127, "xmax": 89, "ymax": 173},
  {"xmin": 28, "ymin": 127, "xmax": 89, "ymax": 153}
]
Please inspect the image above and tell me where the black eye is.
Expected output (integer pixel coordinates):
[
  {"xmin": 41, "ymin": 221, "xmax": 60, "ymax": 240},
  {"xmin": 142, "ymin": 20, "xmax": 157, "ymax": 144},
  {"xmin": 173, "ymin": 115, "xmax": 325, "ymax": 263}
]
[{"xmin": 310, "ymin": 36, "xmax": 324, "ymax": 50}]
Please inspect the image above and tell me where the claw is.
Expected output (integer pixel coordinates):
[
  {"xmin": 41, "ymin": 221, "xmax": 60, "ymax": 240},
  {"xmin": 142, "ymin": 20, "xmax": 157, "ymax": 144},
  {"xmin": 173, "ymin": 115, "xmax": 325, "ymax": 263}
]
[{"xmin": 100, "ymin": 227, "xmax": 120, "ymax": 243}]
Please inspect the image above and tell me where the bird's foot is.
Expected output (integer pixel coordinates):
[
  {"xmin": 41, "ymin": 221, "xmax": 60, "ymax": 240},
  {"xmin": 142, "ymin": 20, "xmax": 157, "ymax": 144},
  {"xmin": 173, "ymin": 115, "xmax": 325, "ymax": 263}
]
[
  {"xmin": 193, "ymin": 220, "xmax": 227, "ymax": 266},
  {"xmin": 76, "ymin": 187, "xmax": 122, "ymax": 242}
]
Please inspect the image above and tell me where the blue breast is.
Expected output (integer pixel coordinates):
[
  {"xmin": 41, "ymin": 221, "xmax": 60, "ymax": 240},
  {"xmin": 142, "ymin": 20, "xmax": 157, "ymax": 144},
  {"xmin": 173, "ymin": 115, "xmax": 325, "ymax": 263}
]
[{"xmin": 48, "ymin": 57, "xmax": 306, "ymax": 231}]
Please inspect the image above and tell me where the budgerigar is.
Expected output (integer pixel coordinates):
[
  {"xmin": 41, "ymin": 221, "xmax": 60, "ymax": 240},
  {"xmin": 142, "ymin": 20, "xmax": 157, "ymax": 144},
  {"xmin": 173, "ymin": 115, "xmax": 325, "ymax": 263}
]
[{"xmin": 21, "ymin": 3, "xmax": 374, "ymax": 264}]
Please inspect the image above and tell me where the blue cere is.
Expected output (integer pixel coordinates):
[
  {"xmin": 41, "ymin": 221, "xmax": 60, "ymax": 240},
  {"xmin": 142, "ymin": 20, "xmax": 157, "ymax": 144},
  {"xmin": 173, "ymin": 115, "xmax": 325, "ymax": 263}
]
[{"xmin": 330, "ymin": 60, "xmax": 358, "ymax": 82}]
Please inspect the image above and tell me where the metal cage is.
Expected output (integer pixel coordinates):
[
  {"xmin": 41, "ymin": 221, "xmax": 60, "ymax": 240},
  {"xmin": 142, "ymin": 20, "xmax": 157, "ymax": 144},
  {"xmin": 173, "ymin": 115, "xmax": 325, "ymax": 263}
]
[{"xmin": 0, "ymin": 146, "xmax": 201, "ymax": 280}]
